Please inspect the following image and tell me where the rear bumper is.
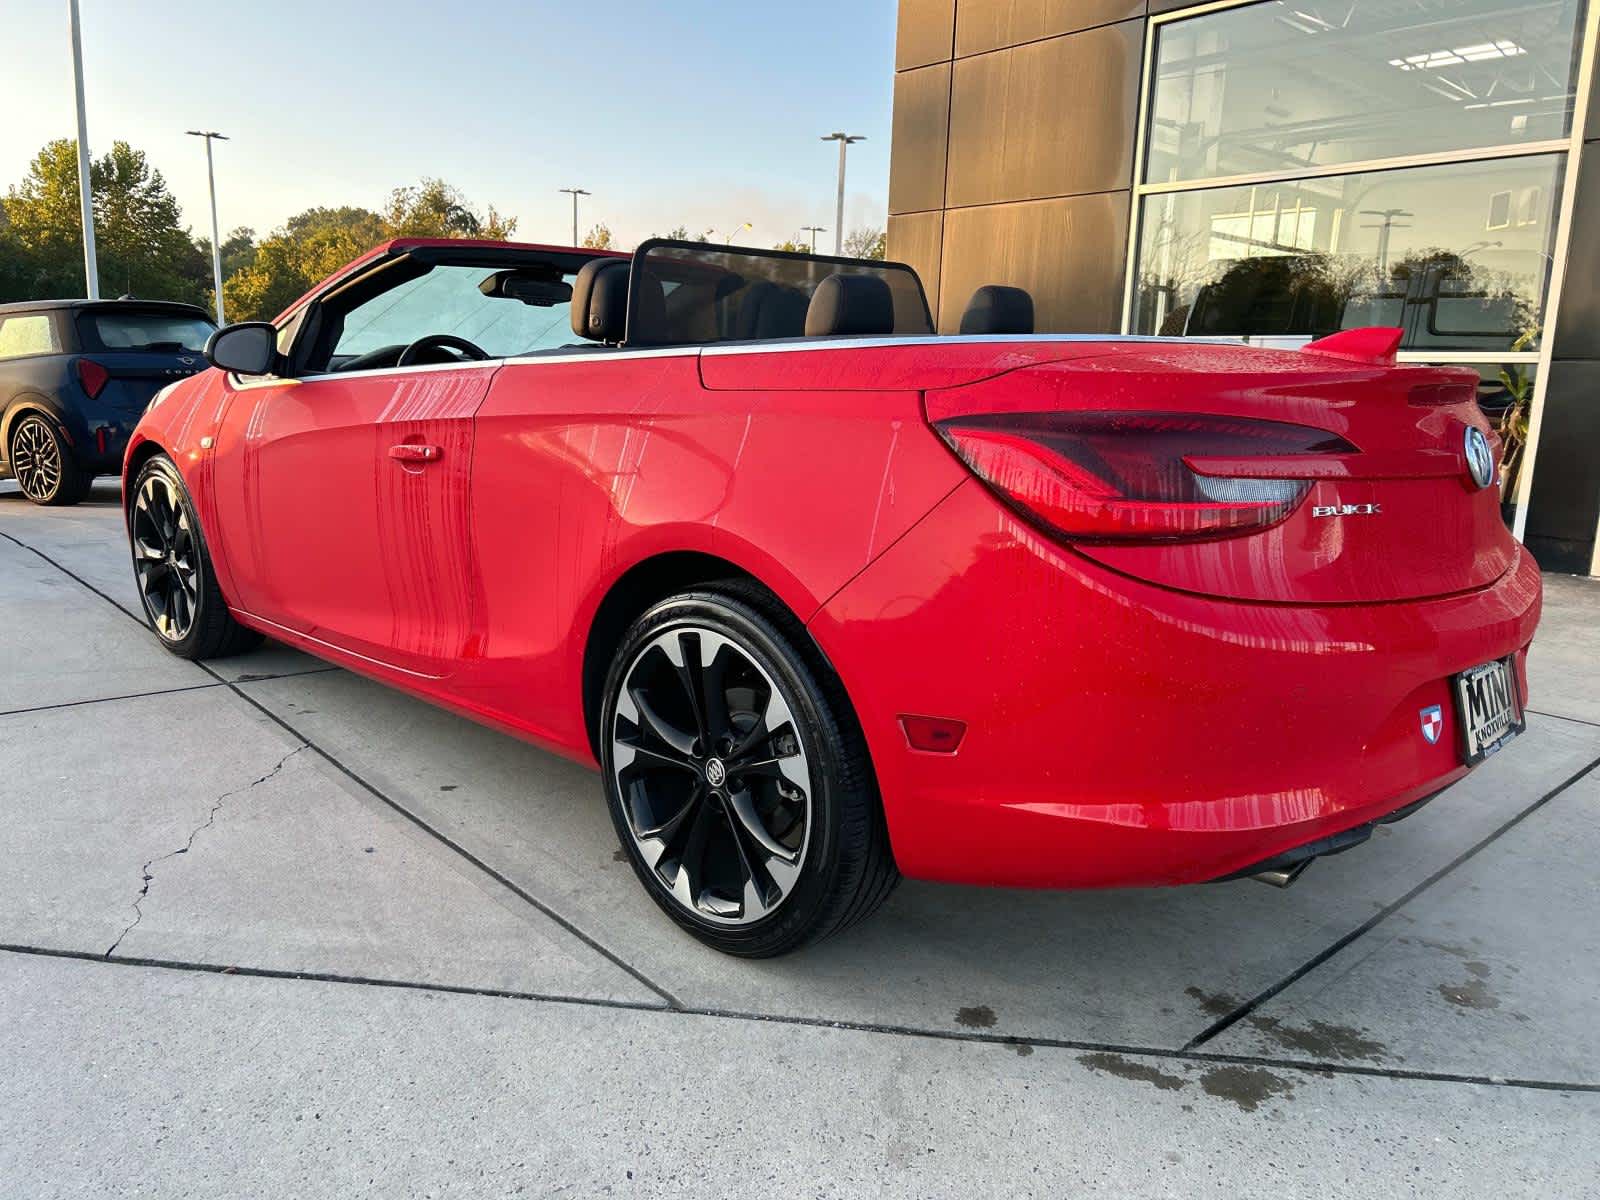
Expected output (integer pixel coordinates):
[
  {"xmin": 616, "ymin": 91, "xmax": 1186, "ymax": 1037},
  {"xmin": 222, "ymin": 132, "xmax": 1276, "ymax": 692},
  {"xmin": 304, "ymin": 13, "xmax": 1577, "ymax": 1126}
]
[{"xmin": 809, "ymin": 480, "xmax": 1542, "ymax": 889}]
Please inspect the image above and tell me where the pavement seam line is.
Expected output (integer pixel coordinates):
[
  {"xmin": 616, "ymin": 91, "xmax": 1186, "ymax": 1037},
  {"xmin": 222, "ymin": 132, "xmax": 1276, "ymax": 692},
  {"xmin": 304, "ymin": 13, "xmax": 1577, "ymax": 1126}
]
[
  {"xmin": 0, "ymin": 524, "xmax": 684, "ymax": 1011},
  {"xmin": 1524, "ymin": 707, "xmax": 1600, "ymax": 730},
  {"xmin": 0, "ymin": 669, "xmax": 343, "ymax": 719},
  {"xmin": 195, "ymin": 661, "xmax": 685, "ymax": 1010},
  {"xmin": 1182, "ymin": 749, "xmax": 1600, "ymax": 1052},
  {"xmin": 3, "ymin": 943, "xmax": 1597, "ymax": 1096},
  {"xmin": 104, "ymin": 746, "xmax": 309, "ymax": 958}
]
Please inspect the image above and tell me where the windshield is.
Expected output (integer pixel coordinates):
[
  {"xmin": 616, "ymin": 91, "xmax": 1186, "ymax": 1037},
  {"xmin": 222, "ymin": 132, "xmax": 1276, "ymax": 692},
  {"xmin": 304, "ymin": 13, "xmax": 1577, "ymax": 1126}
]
[
  {"xmin": 80, "ymin": 311, "xmax": 215, "ymax": 353},
  {"xmin": 332, "ymin": 264, "xmax": 581, "ymax": 360}
]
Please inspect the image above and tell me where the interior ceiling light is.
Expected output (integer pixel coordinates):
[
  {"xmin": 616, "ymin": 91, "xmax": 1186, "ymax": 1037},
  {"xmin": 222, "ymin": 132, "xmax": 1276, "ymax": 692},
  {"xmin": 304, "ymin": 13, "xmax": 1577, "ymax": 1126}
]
[{"xmin": 1389, "ymin": 40, "xmax": 1526, "ymax": 72}]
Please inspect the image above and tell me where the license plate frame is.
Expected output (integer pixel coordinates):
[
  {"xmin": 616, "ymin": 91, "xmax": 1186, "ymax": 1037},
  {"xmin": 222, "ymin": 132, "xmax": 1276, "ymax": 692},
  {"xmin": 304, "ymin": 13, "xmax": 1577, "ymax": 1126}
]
[{"xmin": 1453, "ymin": 656, "xmax": 1524, "ymax": 766}]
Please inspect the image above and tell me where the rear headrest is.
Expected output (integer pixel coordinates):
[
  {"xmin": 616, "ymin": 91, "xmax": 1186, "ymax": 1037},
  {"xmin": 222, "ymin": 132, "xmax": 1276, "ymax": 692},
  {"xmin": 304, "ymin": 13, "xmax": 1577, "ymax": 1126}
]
[
  {"xmin": 960, "ymin": 285, "xmax": 1034, "ymax": 335},
  {"xmin": 571, "ymin": 259, "xmax": 629, "ymax": 343},
  {"xmin": 804, "ymin": 273, "xmax": 895, "ymax": 338}
]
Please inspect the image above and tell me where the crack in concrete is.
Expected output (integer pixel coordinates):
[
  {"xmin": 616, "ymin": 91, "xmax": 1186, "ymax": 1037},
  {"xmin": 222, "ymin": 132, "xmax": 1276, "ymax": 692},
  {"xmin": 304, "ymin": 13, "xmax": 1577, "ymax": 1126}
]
[{"xmin": 104, "ymin": 745, "xmax": 307, "ymax": 958}]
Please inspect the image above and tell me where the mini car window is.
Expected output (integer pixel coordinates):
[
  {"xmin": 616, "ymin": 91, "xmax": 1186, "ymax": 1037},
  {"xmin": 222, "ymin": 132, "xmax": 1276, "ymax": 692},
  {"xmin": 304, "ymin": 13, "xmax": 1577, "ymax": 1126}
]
[
  {"xmin": 81, "ymin": 311, "xmax": 215, "ymax": 353},
  {"xmin": 0, "ymin": 314, "xmax": 60, "ymax": 360},
  {"xmin": 331, "ymin": 264, "xmax": 580, "ymax": 363}
]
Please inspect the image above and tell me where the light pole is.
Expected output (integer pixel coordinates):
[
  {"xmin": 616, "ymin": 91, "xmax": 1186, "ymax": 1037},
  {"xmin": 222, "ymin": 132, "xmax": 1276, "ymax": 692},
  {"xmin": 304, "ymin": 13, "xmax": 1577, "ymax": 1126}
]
[
  {"xmin": 801, "ymin": 225, "xmax": 826, "ymax": 254},
  {"xmin": 559, "ymin": 187, "xmax": 590, "ymax": 246},
  {"xmin": 187, "ymin": 131, "xmax": 229, "ymax": 323},
  {"xmin": 820, "ymin": 132, "xmax": 864, "ymax": 255},
  {"xmin": 67, "ymin": 0, "xmax": 99, "ymax": 299},
  {"xmin": 721, "ymin": 222, "xmax": 752, "ymax": 245}
]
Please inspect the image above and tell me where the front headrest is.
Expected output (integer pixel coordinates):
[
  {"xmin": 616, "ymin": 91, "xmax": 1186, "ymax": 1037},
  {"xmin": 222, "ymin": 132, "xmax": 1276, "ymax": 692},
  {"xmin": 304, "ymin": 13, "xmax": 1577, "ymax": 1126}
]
[
  {"xmin": 571, "ymin": 258, "xmax": 629, "ymax": 343},
  {"xmin": 804, "ymin": 273, "xmax": 895, "ymax": 338},
  {"xmin": 960, "ymin": 285, "xmax": 1035, "ymax": 335}
]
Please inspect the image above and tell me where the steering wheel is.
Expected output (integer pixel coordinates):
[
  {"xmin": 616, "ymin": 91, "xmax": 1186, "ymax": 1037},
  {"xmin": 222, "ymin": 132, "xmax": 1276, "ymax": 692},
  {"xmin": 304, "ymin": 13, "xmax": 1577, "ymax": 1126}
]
[{"xmin": 395, "ymin": 334, "xmax": 490, "ymax": 367}]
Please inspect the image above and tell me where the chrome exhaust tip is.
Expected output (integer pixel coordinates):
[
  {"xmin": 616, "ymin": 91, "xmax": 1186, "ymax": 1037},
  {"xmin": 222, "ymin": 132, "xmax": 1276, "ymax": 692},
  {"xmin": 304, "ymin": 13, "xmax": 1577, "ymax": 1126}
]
[{"xmin": 1251, "ymin": 860, "xmax": 1314, "ymax": 888}]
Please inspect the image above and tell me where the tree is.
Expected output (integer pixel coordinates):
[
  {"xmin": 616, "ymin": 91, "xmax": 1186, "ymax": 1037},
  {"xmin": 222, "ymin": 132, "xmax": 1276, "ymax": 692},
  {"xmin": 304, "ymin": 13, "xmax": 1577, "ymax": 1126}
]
[
  {"xmin": 197, "ymin": 226, "xmax": 258, "ymax": 278},
  {"xmin": 843, "ymin": 227, "xmax": 887, "ymax": 261},
  {"xmin": 222, "ymin": 206, "xmax": 384, "ymax": 321},
  {"xmin": 771, "ymin": 240, "xmax": 809, "ymax": 253},
  {"xmin": 655, "ymin": 225, "xmax": 715, "ymax": 242},
  {"xmin": 381, "ymin": 179, "xmax": 516, "ymax": 240},
  {"xmin": 1, "ymin": 138, "xmax": 208, "ymax": 304},
  {"xmin": 582, "ymin": 223, "xmax": 614, "ymax": 249},
  {"xmin": 220, "ymin": 181, "xmax": 520, "ymax": 321}
]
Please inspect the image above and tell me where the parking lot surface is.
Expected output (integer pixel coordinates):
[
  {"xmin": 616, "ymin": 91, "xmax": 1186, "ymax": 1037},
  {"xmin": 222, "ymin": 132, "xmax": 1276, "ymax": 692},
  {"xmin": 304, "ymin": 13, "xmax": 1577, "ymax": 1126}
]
[{"xmin": 3, "ymin": 480, "xmax": 1597, "ymax": 1197}]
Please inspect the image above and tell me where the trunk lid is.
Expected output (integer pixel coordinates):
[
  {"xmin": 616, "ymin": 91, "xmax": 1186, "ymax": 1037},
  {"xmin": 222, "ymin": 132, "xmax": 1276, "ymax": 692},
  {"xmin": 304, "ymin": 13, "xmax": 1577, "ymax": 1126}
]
[{"xmin": 925, "ymin": 341, "xmax": 1516, "ymax": 605}]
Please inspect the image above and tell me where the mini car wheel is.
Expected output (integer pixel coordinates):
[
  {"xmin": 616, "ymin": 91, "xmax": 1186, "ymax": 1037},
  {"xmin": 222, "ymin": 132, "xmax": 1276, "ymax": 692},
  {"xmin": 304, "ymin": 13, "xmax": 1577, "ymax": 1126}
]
[
  {"xmin": 129, "ymin": 455, "xmax": 262, "ymax": 660},
  {"xmin": 601, "ymin": 582, "xmax": 898, "ymax": 957},
  {"xmin": 10, "ymin": 414, "xmax": 89, "ymax": 506}
]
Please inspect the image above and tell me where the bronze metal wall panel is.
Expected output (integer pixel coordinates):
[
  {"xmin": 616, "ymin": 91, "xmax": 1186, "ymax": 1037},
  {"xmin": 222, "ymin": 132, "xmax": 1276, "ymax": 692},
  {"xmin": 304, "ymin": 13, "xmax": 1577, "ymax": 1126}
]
[
  {"xmin": 897, "ymin": 0, "xmax": 957, "ymax": 69},
  {"xmin": 1552, "ymin": 147, "xmax": 1600, "ymax": 361},
  {"xmin": 955, "ymin": 0, "xmax": 1145, "ymax": 57},
  {"xmin": 937, "ymin": 193, "xmax": 1130, "ymax": 333},
  {"xmin": 945, "ymin": 20, "xmax": 1143, "ymax": 209},
  {"xmin": 1524, "ymin": 360, "xmax": 1600, "ymax": 572},
  {"xmin": 889, "ymin": 63, "xmax": 952, "ymax": 215},
  {"xmin": 887, "ymin": 211, "xmax": 947, "ymax": 317}
]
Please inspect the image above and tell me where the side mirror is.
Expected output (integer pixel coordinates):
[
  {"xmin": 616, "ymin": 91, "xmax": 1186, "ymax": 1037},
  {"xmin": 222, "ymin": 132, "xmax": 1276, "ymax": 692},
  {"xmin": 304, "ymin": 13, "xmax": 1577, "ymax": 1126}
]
[{"xmin": 205, "ymin": 322, "xmax": 278, "ymax": 376}]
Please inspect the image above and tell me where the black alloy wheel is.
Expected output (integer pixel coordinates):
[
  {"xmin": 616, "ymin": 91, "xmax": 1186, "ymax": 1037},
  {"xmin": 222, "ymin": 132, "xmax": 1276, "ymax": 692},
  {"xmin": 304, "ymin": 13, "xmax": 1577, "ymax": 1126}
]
[
  {"xmin": 128, "ymin": 455, "xmax": 262, "ymax": 660},
  {"xmin": 131, "ymin": 469, "xmax": 201, "ymax": 642},
  {"xmin": 10, "ymin": 415, "xmax": 88, "ymax": 506},
  {"xmin": 602, "ymin": 583, "xmax": 898, "ymax": 956}
]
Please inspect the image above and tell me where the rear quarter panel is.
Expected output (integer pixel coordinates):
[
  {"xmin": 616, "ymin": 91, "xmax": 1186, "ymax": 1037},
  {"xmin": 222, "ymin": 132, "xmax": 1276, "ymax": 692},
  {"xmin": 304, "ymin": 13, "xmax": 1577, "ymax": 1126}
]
[{"xmin": 462, "ymin": 352, "xmax": 967, "ymax": 758}]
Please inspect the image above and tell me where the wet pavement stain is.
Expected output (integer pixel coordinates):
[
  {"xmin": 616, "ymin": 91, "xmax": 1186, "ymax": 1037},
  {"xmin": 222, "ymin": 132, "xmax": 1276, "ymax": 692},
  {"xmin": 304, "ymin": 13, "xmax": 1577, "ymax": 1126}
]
[
  {"xmin": 1198, "ymin": 1065, "xmax": 1295, "ymax": 1112},
  {"xmin": 1440, "ymin": 978, "xmax": 1501, "ymax": 1010},
  {"xmin": 1184, "ymin": 986, "xmax": 1240, "ymax": 1018},
  {"xmin": 1012, "ymin": 1043, "xmax": 1034, "ymax": 1057},
  {"xmin": 1245, "ymin": 1015, "xmax": 1388, "ymax": 1062},
  {"xmin": 955, "ymin": 1005, "xmax": 997, "ymax": 1029},
  {"xmin": 1077, "ymin": 1053, "xmax": 1188, "ymax": 1092},
  {"xmin": 612, "ymin": 847, "xmax": 629, "ymax": 863}
]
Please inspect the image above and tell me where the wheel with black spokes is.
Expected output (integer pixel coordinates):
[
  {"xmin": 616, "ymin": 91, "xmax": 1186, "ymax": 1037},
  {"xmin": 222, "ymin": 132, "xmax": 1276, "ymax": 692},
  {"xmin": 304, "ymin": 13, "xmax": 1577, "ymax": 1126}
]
[
  {"xmin": 10, "ymin": 414, "xmax": 88, "ymax": 506},
  {"xmin": 131, "ymin": 469, "xmax": 200, "ymax": 642},
  {"xmin": 601, "ymin": 583, "xmax": 897, "ymax": 956},
  {"xmin": 128, "ymin": 455, "xmax": 262, "ymax": 660}
]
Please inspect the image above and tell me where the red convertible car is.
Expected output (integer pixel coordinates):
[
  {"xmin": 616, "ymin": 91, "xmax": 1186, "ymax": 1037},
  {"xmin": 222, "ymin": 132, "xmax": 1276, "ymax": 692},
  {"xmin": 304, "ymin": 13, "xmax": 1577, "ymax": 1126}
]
[{"xmin": 124, "ymin": 237, "xmax": 1539, "ymax": 956}]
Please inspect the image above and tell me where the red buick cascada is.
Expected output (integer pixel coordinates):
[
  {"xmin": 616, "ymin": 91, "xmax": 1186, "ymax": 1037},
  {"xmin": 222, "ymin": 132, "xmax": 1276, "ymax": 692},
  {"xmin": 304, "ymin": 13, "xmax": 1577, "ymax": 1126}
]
[{"xmin": 124, "ymin": 238, "xmax": 1539, "ymax": 956}]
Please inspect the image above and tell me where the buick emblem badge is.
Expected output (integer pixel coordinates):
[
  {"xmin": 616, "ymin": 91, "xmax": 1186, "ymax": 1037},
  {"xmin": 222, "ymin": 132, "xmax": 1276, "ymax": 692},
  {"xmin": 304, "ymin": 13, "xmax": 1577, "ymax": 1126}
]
[{"xmin": 1463, "ymin": 426, "xmax": 1495, "ymax": 490}]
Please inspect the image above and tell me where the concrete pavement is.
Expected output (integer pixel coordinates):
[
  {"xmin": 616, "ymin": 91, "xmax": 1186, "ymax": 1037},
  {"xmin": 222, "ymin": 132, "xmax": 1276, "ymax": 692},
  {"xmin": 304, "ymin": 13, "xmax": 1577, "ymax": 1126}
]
[{"xmin": 2, "ymin": 479, "xmax": 1597, "ymax": 1197}]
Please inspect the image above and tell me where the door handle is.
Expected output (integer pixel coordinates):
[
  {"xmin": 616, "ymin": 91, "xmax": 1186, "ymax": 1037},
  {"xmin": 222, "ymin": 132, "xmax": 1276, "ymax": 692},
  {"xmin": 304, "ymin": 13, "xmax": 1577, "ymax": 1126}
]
[{"xmin": 389, "ymin": 443, "xmax": 442, "ymax": 463}]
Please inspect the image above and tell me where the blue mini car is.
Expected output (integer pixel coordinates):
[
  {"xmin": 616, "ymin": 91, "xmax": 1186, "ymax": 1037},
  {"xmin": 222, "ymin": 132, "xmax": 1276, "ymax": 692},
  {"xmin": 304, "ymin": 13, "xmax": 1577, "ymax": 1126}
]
[{"xmin": 0, "ymin": 299, "xmax": 215, "ymax": 505}]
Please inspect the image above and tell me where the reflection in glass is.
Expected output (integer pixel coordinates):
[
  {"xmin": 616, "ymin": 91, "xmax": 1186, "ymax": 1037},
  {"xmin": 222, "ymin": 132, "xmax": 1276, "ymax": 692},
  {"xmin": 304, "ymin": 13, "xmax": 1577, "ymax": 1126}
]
[
  {"xmin": 1133, "ymin": 155, "xmax": 1563, "ymax": 352},
  {"xmin": 1145, "ymin": 0, "xmax": 1585, "ymax": 184}
]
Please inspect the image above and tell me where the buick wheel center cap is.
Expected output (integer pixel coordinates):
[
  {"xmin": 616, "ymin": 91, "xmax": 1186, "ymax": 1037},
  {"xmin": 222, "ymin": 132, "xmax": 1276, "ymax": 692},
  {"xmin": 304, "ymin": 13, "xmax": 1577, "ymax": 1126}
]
[{"xmin": 705, "ymin": 758, "xmax": 727, "ymax": 788}]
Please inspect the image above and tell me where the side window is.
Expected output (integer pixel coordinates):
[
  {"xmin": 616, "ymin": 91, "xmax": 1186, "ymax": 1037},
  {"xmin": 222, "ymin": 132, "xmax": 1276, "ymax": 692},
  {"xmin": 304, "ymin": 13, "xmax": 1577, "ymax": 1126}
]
[{"xmin": 0, "ymin": 314, "xmax": 61, "ymax": 361}]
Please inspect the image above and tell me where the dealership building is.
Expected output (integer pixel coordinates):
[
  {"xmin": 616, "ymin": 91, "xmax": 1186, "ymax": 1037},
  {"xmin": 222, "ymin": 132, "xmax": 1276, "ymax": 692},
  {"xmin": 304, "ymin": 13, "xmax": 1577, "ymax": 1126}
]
[{"xmin": 888, "ymin": 0, "xmax": 1600, "ymax": 575}]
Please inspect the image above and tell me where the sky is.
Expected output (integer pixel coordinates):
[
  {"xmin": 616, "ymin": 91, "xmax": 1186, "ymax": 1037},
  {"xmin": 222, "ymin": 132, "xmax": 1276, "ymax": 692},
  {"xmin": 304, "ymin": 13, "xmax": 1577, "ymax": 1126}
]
[{"xmin": 0, "ymin": 0, "xmax": 899, "ymax": 251}]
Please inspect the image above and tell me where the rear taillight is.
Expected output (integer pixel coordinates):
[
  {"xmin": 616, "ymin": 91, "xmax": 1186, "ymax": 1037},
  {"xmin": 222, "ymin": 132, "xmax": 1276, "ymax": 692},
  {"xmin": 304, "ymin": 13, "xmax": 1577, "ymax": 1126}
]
[
  {"xmin": 935, "ymin": 412, "xmax": 1354, "ymax": 543},
  {"xmin": 76, "ymin": 358, "xmax": 109, "ymax": 400}
]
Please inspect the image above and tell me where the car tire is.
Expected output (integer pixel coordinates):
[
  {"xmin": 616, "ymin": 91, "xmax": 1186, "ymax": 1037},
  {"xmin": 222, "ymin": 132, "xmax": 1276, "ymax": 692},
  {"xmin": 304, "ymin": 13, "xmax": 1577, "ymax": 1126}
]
[
  {"xmin": 600, "ymin": 581, "xmax": 898, "ymax": 957},
  {"xmin": 10, "ymin": 414, "xmax": 90, "ymax": 506},
  {"xmin": 128, "ymin": 454, "xmax": 263, "ymax": 660}
]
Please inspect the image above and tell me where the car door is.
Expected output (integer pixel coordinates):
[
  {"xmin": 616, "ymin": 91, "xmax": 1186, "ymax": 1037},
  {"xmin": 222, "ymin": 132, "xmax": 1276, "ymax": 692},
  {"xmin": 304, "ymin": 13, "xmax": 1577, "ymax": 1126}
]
[
  {"xmin": 210, "ymin": 364, "xmax": 490, "ymax": 677},
  {"xmin": 209, "ymin": 249, "xmax": 594, "ymax": 679}
]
